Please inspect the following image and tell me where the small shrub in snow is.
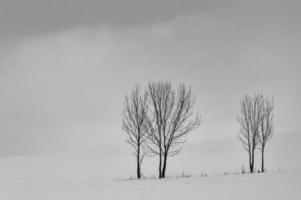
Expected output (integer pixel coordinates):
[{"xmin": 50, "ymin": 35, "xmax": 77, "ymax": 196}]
[
  {"xmin": 176, "ymin": 170, "xmax": 191, "ymax": 178},
  {"xmin": 149, "ymin": 174, "xmax": 156, "ymax": 179},
  {"xmin": 241, "ymin": 165, "xmax": 246, "ymax": 174},
  {"xmin": 125, "ymin": 176, "xmax": 135, "ymax": 181}
]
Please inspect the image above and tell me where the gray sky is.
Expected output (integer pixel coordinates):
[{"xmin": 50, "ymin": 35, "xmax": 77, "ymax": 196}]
[
  {"xmin": 0, "ymin": 0, "xmax": 300, "ymax": 156},
  {"xmin": 0, "ymin": 0, "xmax": 225, "ymax": 39}
]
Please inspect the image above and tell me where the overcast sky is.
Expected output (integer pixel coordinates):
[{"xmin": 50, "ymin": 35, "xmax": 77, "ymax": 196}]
[{"xmin": 0, "ymin": 0, "xmax": 300, "ymax": 156}]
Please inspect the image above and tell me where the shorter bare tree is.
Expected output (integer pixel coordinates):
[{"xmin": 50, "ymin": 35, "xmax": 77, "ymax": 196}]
[
  {"xmin": 259, "ymin": 97, "xmax": 274, "ymax": 172},
  {"xmin": 122, "ymin": 85, "xmax": 148, "ymax": 179},
  {"xmin": 237, "ymin": 94, "xmax": 262, "ymax": 173}
]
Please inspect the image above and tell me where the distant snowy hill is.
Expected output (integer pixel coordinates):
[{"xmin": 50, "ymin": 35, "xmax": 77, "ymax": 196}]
[
  {"xmin": 184, "ymin": 130, "xmax": 301, "ymax": 153},
  {"xmin": 0, "ymin": 130, "xmax": 300, "ymax": 182},
  {"xmin": 179, "ymin": 130, "xmax": 301, "ymax": 173}
]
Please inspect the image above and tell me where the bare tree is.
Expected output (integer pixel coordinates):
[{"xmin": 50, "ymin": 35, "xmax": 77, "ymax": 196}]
[
  {"xmin": 237, "ymin": 94, "xmax": 263, "ymax": 173},
  {"xmin": 122, "ymin": 85, "xmax": 148, "ymax": 179},
  {"xmin": 146, "ymin": 81, "xmax": 201, "ymax": 178},
  {"xmin": 259, "ymin": 97, "xmax": 274, "ymax": 172}
]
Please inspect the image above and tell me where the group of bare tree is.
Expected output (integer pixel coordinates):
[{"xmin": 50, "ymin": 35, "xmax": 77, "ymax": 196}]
[
  {"xmin": 123, "ymin": 83, "xmax": 274, "ymax": 178},
  {"xmin": 122, "ymin": 81, "xmax": 201, "ymax": 179},
  {"xmin": 237, "ymin": 93, "xmax": 274, "ymax": 173}
]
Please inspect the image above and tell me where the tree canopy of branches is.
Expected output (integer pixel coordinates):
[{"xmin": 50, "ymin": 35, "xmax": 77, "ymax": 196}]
[
  {"xmin": 259, "ymin": 96, "xmax": 274, "ymax": 172},
  {"xmin": 238, "ymin": 94, "xmax": 262, "ymax": 173},
  {"xmin": 237, "ymin": 93, "xmax": 274, "ymax": 173},
  {"xmin": 146, "ymin": 81, "xmax": 201, "ymax": 178},
  {"xmin": 122, "ymin": 85, "xmax": 148, "ymax": 179}
]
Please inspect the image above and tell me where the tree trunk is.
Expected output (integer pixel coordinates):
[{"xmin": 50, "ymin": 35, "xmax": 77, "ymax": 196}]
[
  {"xmin": 162, "ymin": 153, "xmax": 168, "ymax": 178},
  {"xmin": 261, "ymin": 146, "xmax": 265, "ymax": 173},
  {"xmin": 250, "ymin": 161, "xmax": 254, "ymax": 173},
  {"xmin": 137, "ymin": 149, "xmax": 141, "ymax": 179},
  {"xmin": 248, "ymin": 150, "xmax": 253, "ymax": 173},
  {"xmin": 250, "ymin": 146, "xmax": 256, "ymax": 173},
  {"xmin": 249, "ymin": 150, "xmax": 255, "ymax": 173},
  {"xmin": 158, "ymin": 151, "xmax": 162, "ymax": 178},
  {"xmin": 137, "ymin": 160, "xmax": 141, "ymax": 179}
]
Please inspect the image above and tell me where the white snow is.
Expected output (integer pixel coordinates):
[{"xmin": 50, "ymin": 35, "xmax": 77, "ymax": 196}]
[
  {"xmin": 0, "ymin": 131, "xmax": 300, "ymax": 200},
  {"xmin": 0, "ymin": 170, "xmax": 300, "ymax": 200}
]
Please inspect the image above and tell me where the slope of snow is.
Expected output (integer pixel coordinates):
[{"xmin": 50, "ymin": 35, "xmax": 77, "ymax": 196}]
[
  {"xmin": 0, "ymin": 171, "xmax": 300, "ymax": 200},
  {"xmin": 181, "ymin": 130, "xmax": 301, "ymax": 173},
  {"xmin": 0, "ymin": 130, "xmax": 300, "ymax": 199}
]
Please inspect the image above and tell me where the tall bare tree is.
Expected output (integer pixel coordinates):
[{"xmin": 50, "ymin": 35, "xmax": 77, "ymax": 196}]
[
  {"xmin": 259, "ymin": 97, "xmax": 274, "ymax": 172},
  {"xmin": 237, "ymin": 94, "xmax": 263, "ymax": 173},
  {"xmin": 122, "ymin": 85, "xmax": 148, "ymax": 179},
  {"xmin": 146, "ymin": 81, "xmax": 201, "ymax": 178}
]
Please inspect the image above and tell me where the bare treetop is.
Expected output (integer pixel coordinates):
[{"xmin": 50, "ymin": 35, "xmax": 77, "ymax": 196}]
[
  {"xmin": 122, "ymin": 84, "xmax": 149, "ymax": 178},
  {"xmin": 146, "ymin": 81, "xmax": 201, "ymax": 178},
  {"xmin": 237, "ymin": 93, "xmax": 274, "ymax": 173}
]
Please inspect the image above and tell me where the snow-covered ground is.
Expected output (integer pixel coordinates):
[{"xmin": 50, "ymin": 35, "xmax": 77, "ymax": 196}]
[
  {"xmin": 0, "ymin": 170, "xmax": 300, "ymax": 200},
  {"xmin": 0, "ymin": 131, "xmax": 300, "ymax": 199}
]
